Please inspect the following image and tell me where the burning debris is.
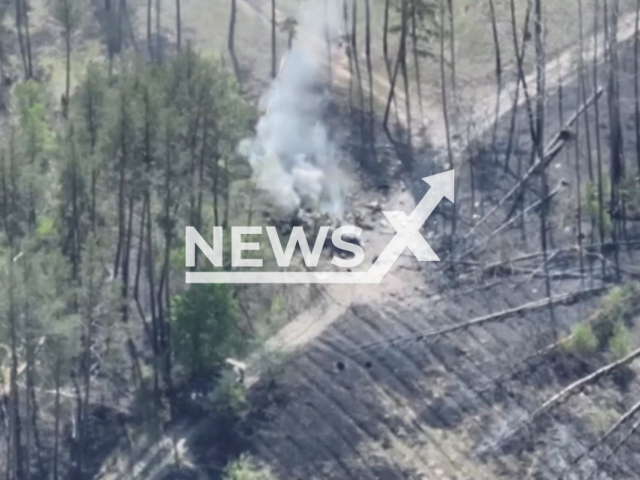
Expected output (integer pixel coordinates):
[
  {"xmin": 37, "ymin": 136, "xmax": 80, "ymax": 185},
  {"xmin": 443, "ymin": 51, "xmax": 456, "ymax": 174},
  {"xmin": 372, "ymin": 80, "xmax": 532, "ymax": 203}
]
[
  {"xmin": 264, "ymin": 205, "xmax": 363, "ymax": 261},
  {"xmin": 260, "ymin": 187, "xmax": 388, "ymax": 267}
]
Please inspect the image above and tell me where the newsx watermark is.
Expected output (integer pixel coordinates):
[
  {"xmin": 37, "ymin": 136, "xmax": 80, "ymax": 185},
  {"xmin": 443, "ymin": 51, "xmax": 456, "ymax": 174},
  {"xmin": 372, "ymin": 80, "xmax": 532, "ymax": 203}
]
[{"xmin": 185, "ymin": 170, "xmax": 454, "ymax": 284}]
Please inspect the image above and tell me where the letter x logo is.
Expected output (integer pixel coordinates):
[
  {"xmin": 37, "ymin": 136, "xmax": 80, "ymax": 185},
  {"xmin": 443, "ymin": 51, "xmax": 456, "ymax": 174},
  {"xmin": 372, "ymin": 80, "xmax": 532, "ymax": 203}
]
[{"xmin": 373, "ymin": 170, "xmax": 455, "ymax": 268}]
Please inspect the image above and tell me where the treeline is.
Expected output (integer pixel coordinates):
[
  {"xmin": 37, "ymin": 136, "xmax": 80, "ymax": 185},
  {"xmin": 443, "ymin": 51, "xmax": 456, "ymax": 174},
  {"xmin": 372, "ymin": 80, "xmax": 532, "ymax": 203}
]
[{"xmin": 0, "ymin": 46, "xmax": 255, "ymax": 479}]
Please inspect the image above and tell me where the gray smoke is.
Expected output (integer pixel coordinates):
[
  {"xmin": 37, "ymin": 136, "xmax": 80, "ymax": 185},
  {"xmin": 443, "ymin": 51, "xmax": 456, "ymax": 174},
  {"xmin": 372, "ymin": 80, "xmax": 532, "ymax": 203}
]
[{"xmin": 239, "ymin": 0, "xmax": 347, "ymax": 218}]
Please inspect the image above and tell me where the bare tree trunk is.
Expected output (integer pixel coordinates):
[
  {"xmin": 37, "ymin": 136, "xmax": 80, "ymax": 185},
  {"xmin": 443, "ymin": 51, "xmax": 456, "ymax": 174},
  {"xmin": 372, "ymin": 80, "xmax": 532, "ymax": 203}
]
[
  {"xmin": 350, "ymin": 1, "xmax": 365, "ymax": 142},
  {"xmin": 635, "ymin": 0, "xmax": 640, "ymax": 173},
  {"xmin": 117, "ymin": 0, "xmax": 123, "ymax": 53},
  {"xmin": 147, "ymin": 0, "xmax": 153, "ymax": 60},
  {"xmin": 223, "ymin": 155, "xmax": 230, "ymax": 229},
  {"xmin": 122, "ymin": 0, "xmax": 139, "ymax": 53},
  {"xmin": 64, "ymin": 26, "xmax": 71, "ymax": 119},
  {"xmin": 383, "ymin": 42, "xmax": 402, "ymax": 141},
  {"xmin": 400, "ymin": 0, "xmax": 411, "ymax": 147},
  {"xmin": 342, "ymin": 0, "xmax": 353, "ymax": 110},
  {"xmin": 324, "ymin": 0, "xmax": 333, "ymax": 88},
  {"xmin": 593, "ymin": 0, "xmax": 607, "ymax": 276},
  {"xmin": 158, "ymin": 136, "xmax": 174, "ymax": 395},
  {"xmin": 228, "ymin": 0, "xmax": 240, "ymax": 79},
  {"xmin": 488, "ymin": 0, "xmax": 502, "ymax": 162},
  {"xmin": 573, "ymin": 90, "xmax": 586, "ymax": 282},
  {"xmin": 578, "ymin": 0, "xmax": 594, "ymax": 184},
  {"xmin": 364, "ymin": 0, "xmax": 374, "ymax": 140},
  {"xmin": 533, "ymin": 0, "xmax": 555, "ymax": 338},
  {"xmin": 409, "ymin": 0, "xmax": 424, "ymax": 123},
  {"xmin": 504, "ymin": 0, "xmax": 532, "ymax": 173},
  {"xmin": 382, "ymin": 0, "xmax": 391, "ymax": 77},
  {"xmin": 23, "ymin": 267, "xmax": 32, "ymax": 480},
  {"xmin": 176, "ymin": 0, "xmax": 181, "ymax": 51},
  {"xmin": 156, "ymin": 0, "xmax": 162, "ymax": 62},
  {"xmin": 14, "ymin": 0, "xmax": 27, "ymax": 78},
  {"xmin": 7, "ymin": 257, "xmax": 23, "ymax": 480},
  {"xmin": 440, "ymin": 0, "xmax": 456, "ymax": 244},
  {"xmin": 578, "ymin": 0, "xmax": 596, "ymax": 258},
  {"xmin": 271, "ymin": 0, "xmax": 276, "ymax": 78},
  {"xmin": 114, "ymin": 93, "xmax": 129, "ymax": 278},
  {"xmin": 145, "ymin": 198, "xmax": 160, "ymax": 405},
  {"xmin": 447, "ymin": 0, "xmax": 456, "ymax": 98},
  {"xmin": 23, "ymin": 0, "xmax": 33, "ymax": 78},
  {"xmin": 52, "ymin": 373, "xmax": 60, "ymax": 480},
  {"xmin": 107, "ymin": 0, "xmax": 114, "ymax": 76},
  {"xmin": 607, "ymin": 0, "xmax": 622, "ymax": 278},
  {"xmin": 121, "ymin": 195, "xmax": 134, "ymax": 324},
  {"xmin": 382, "ymin": 0, "xmax": 399, "ymax": 121}
]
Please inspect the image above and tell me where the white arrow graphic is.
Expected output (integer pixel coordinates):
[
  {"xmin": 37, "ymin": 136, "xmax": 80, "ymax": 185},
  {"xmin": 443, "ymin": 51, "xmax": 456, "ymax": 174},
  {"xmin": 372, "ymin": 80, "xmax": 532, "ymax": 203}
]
[
  {"xmin": 186, "ymin": 169, "xmax": 454, "ymax": 284},
  {"xmin": 365, "ymin": 169, "xmax": 455, "ymax": 282}
]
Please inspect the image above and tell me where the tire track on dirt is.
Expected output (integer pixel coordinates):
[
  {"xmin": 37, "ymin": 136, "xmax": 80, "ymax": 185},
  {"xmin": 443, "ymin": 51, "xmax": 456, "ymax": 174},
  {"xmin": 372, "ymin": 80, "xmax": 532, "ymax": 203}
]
[
  {"xmin": 441, "ymin": 288, "xmax": 610, "ymax": 474},
  {"xmin": 313, "ymin": 308, "xmax": 482, "ymax": 478},
  {"xmin": 300, "ymin": 344, "xmax": 432, "ymax": 478},
  {"xmin": 386, "ymin": 294, "xmax": 585, "ymax": 431},
  {"xmin": 270, "ymin": 390, "xmax": 359, "ymax": 480},
  {"xmin": 251, "ymin": 434, "xmax": 302, "ymax": 480},
  {"xmin": 402, "ymin": 292, "xmax": 616, "ymax": 478},
  {"xmin": 294, "ymin": 359, "xmax": 407, "ymax": 480},
  {"xmin": 341, "ymin": 301, "xmax": 533, "ymax": 478},
  {"xmin": 380, "ymin": 308, "xmax": 516, "ymax": 445},
  {"xmin": 252, "ymin": 374, "xmax": 359, "ymax": 480}
]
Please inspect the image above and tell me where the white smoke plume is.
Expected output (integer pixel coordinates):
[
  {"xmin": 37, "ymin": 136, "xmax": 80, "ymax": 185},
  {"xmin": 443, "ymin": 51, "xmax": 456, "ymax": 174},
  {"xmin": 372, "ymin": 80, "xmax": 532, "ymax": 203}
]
[{"xmin": 239, "ymin": 0, "xmax": 347, "ymax": 218}]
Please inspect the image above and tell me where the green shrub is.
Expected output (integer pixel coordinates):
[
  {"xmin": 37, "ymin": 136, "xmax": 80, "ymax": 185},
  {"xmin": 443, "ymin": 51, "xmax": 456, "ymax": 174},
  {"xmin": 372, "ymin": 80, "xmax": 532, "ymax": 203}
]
[
  {"xmin": 171, "ymin": 284, "xmax": 246, "ymax": 379},
  {"xmin": 269, "ymin": 294, "xmax": 285, "ymax": 317},
  {"xmin": 609, "ymin": 322, "xmax": 631, "ymax": 360},
  {"xmin": 593, "ymin": 283, "xmax": 640, "ymax": 348},
  {"xmin": 223, "ymin": 455, "xmax": 279, "ymax": 480},
  {"xmin": 568, "ymin": 323, "xmax": 598, "ymax": 354},
  {"xmin": 208, "ymin": 370, "xmax": 248, "ymax": 416},
  {"xmin": 567, "ymin": 284, "xmax": 639, "ymax": 358}
]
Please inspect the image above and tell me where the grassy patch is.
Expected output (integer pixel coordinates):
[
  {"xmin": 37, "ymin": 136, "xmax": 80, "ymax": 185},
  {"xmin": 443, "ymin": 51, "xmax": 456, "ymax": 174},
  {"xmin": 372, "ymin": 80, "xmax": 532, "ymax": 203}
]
[
  {"xmin": 566, "ymin": 282, "xmax": 639, "ymax": 357},
  {"xmin": 223, "ymin": 454, "xmax": 279, "ymax": 480},
  {"xmin": 609, "ymin": 322, "xmax": 631, "ymax": 360},
  {"xmin": 567, "ymin": 323, "xmax": 598, "ymax": 354}
]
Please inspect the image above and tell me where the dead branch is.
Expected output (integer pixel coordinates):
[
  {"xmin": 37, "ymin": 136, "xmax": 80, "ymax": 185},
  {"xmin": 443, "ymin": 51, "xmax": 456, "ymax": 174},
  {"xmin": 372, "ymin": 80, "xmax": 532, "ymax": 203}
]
[
  {"xmin": 526, "ymin": 249, "xmax": 561, "ymax": 281},
  {"xmin": 353, "ymin": 286, "xmax": 604, "ymax": 353},
  {"xmin": 459, "ymin": 181, "xmax": 566, "ymax": 260},
  {"xmin": 497, "ymin": 345, "xmax": 640, "ymax": 449},
  {"xmin": 583, "ymin": 412, "xmax": 640, "ymax": 480},
  {"xmin": 460, "ymin": 86, "xmax": 604, "ymax": 244},
  {"xmin": 534, "ymin": 347, "xmax": 640, "ymax": 416},
  {"xmin": 480, "ymin": 239, "xmax": 640, "ymax": 275},
  {"xmin": 562, "ymin": 397, "xmax": 640, "ymax": 478},
  {"xmin": 476, "ymin": 334, "xmax": 573, "ymax": 393}
]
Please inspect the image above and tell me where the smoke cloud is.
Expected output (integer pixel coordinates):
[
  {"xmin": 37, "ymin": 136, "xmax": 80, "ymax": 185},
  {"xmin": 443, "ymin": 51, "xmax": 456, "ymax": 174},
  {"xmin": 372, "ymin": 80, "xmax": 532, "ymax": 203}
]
[{"xmin": 239, "ymin": 0, "xmax": 347, "ymax": 218}]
